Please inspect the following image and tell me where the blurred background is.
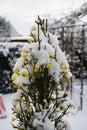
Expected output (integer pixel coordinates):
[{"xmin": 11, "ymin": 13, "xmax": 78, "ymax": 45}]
[
  {"xmin": 0, "ymin": 0, "xmax": 87, "ymax": 114},
  {"xmin": 0, "ymin": 0, "xmax": 87, "ymax": 36},
  {"xmin": 0, "ymin": 0, "xmax": 87, "ymax": 130}
]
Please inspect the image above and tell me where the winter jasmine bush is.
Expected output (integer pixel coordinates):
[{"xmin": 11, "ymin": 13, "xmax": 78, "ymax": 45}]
[{"xmin": 11, "ymin": 16, "xmax": 73, "ymax": 130}]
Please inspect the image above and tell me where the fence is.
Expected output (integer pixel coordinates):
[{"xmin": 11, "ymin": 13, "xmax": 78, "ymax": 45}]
[{"xmin": 51, "ymin": 24, "xmax": 87, "ymax": 110}]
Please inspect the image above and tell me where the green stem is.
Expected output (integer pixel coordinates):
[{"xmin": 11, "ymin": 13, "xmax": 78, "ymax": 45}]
[{"xmin": 46, "ymin": 19, "xmax": 48, "ymax": 33}]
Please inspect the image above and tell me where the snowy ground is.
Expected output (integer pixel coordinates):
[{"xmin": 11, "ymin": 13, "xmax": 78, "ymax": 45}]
[{"xmin": 0, "ymin": 93, "xmax": 87, "ymax": 130}]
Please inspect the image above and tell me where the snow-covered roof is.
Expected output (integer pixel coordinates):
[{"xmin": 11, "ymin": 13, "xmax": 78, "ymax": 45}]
[
  {"xmin": 10, "ymin": 35, "xmax": 28, "ymax": 42},
  {"xmin": 10, "ymin": 23, "xmax": 21, "ymax": 37},
  {"xmin": 10, "ymin": 36, "xmax": 28, "ymax": 40}
]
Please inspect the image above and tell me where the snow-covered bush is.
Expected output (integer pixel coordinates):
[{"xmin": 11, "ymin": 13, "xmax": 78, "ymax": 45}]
[
  {"xmin": 0, "ymin": 43, "xmax": 23, "ymax": 93},
  {"xmin": 11, "ymin": 17, "xmax": 73, "ymax": 130}
]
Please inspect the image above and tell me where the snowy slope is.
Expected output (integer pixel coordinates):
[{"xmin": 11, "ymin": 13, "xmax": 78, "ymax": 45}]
[{"xmin": 0, "ymin": 94, "xmax": 87, "ymax": 130}]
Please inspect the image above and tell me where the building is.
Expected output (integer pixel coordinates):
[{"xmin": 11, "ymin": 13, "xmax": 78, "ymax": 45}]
[{"xmin": 0, "ymin": 16, "xmax": 23, "ymax": 42}]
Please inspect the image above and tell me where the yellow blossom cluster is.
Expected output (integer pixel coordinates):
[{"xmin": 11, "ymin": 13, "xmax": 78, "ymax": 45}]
[
  {"xmin": 59, "ymin": 62, "xmax": 71, "ymax": 84},
  {"xmin": 27, "ymin": 27, "xmax": 37, "ymax": 42},
  {"xmin": 21, "ymin": 71, "xmax": 30, "ymax": 78},
  {"xmin": 13, "ymin": 68, "xmax": 20, "ymax": 75},
  {"xmin": 21, "ymin": 49, "xmax": 28, "ymax": 59},
  {"xmin": 46, "ymin": 62, "xmax": 52, "ymax": 68},
  {"xmin": 60, "ymin": 62, "xmax": 69, "ymax": 71},
  {"xmin": 48, "ymin": 53, "xmax": 54, "ymax": 58}
]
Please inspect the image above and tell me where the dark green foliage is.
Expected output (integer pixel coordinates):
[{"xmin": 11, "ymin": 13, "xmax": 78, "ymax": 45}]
[{"xmin": 0, "ymin": 43, "xmax": 23, "ymax": 93}]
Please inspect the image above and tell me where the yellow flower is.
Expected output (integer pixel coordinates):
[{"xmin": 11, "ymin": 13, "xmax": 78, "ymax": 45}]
[
  {"xmin": 12, "ymin": 81, "xmax": 21, "ymax": 88},
  {"xmin": 59, "ymin": 78, "xmax": 67, "ymax": 84},
  {"xmin": 40, "ymin": 67, "xmax": 44, "ymax": 72},
  {"xmin": 70, "ymin": 104, "xmax": 75, "ymax": 109},
  {"xmin": 34, "ymin": 66, "xmax": 40, "ymax": 72},
  {"xmin": 61, "ymin": 62, "xmax": 68, "ymax": 70},
  {"xmin": 30, "ymin": 27, "xmax": 35, "ymax": 33},
  {"xmin": 27, "ymin": 38, "xmax": 33, "ymax": 43},
  {"xmin": 12, "ymin": 75, "xmax": 17, "ymax": 81},
  {"xmin": 14, "ymin": 98, "xmax": 19, "ymax": 103},
  {"xmin": 62, "ymin": 107, "xmax": 67, "ymax": 111},
  {"xmin": 25, "ymin": 106, "xmax": 30, "ymax": 113},
  {"xmin": 65, "ymin": 73, "xmax": 70, "ymax": 79},
  {"xmin": 21, "ymin": 49, "xmax": 28, "ymax": 59},
  {"xmin": 49, "ymin": 53, "xmax": 54, "ymax": 58},
  {"xmin": 61, "ymin": 62, "xmax": 66, "ymax": 66},
  {"xmin": 13, "ymin": 68, "xmax": 20, "ymax": 74},
  {"xmin": 22, "ymin": 54, "xmax": 27, "ymax": 59},
  {"xmin": 65, "ymin": 111, "xmax": 70, "ymax": 116},
  {"xmin": 32, "ymin": 33, "xmax": 36, "ymax": 41},
  {"xmin": 11, "ymin": 117, "xmax": 16, "ymax": 122},
  {"xmin": 44, "ymin": 100, "xmax": 48, "ymax": 109},
  {"xmin": 46, "ymin": 62, "xmax": 52, "ymax": 68},
  {"xmin": 22, "ymin": 72, "xmax": 30, "ymax": 78},
  {"xmin": 55, "ymin": 108, "xmax": 61, "ymax": 112},
  {"xmin": 14, "ymin": 107, "xmax": 20, "ymax": 112},
  {"xmin": 28, "ymin": 27, "xmax": 37, "ymax": 42},
  {"xmin": 17, "ymin": 89, "xmax": 20, "ymax": 92},
  {"xmin": 22, "ymin": 49, "xmax": 27, "ymax": 54}
]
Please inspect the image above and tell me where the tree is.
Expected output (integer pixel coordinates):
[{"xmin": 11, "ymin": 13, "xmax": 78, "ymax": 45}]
[{"xmin": 0, "ymin": 16, "xmax": 10, "ymax": 42}]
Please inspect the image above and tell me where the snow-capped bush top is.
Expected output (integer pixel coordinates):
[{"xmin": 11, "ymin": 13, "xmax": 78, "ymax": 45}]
[{"xmin": 12, "ymin": 24, "xmax": 71, "ymax": 86}]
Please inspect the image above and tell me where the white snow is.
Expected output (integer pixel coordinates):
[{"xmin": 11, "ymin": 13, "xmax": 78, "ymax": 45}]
[
  {"xmin": 0, "ymin": 93, "xmax": 87, "ymax": 130},
  {"xmin": 33, "ymin": 117, "xmax": 55, "ymax": 130},
  {"xmin": 0, "ymin": 94, "xmax": 13, "ymax": 130},
  {"xmin": 65, "ymin": 111, "xmax": 87, "ymax": 130}
]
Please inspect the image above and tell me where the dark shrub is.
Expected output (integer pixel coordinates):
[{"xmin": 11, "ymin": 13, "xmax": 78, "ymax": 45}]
[{"xmin": 0, "ymin": 42, "xmax": 24, "ymax": 93}]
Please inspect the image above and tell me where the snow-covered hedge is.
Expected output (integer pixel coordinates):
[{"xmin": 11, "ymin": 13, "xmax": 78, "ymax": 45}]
[{"xmin": 0, "ymin": 42, "xmax": 24, "ymax": 93}]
